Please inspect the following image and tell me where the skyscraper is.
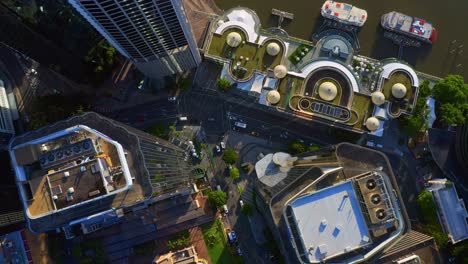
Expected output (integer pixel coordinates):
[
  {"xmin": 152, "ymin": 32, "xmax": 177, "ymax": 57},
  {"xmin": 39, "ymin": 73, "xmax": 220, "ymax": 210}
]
[
  {"xmin": 9, "ymin": 112, "xmax": 195, "ymax": 236},
  {"xmin": 68, "ymin": 0, "xmax": 201, "ymax": 79}
]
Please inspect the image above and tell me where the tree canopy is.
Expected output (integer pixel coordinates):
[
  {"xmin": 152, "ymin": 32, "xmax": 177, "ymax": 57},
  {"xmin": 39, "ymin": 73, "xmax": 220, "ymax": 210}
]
[
  {"xmin": 229, "ymin": 166, "xmax": 240, "ymax": 180},
  {"xmin": 222, "ymin": 148, "xmax": 239, "ymax": 164},
  {"xmin": 217, "ymin": 77, "xmax": 231, "ymax": 91},
  {"xmin": 149, "ymin": 123, "xmax": 167, "ymax": 139},
  {"xmin": 241, "ymin": 203, "xmax": 254, "ymax": 216},
  {"xmin": 432, "ymin": 75, "xmax": 468, "ymax": 126},
  {"xmin": 288, "ymin": 140, "xmax": 306, "ymax": 154},
  {"xmin": 400, "ymin": 80, "xmax": 431, "ymax": 137},
  {"xmin": 208, "ymin": 190, "xmax": 227, "ymax": 209}
]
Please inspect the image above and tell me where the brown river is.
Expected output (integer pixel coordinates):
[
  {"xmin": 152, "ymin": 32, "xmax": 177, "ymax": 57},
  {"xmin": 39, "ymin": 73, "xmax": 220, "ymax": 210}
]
[{"xmin": 215, "ymin": 0, "xmax": 468, "ymax": 79}]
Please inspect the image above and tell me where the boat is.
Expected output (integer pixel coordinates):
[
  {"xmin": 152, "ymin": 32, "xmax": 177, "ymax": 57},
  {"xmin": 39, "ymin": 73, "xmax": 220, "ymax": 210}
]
[
  {"xmin": 321, "ymin": 1, "xmax": 367, "ymax": 27},
  {"xmin": 381, "ymin": 11, "xmax": 437, "ymax": 44}
]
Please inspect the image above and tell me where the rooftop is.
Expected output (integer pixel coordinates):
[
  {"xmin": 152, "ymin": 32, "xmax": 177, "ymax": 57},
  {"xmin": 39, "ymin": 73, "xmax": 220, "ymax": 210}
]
[
  {"xmin": 289, "ymin": 181, "xmax": 371, "ymax": 263},
  {"xmin": 204, "ymin": 7, "xmax": 421, "ymax": 135},
  {"xmin": 11, "ymin": 126, "xmax": 130, "ymax": 218},
  {"xmin": 428, "ymin": 179, "xmax": 468, "ymax": 243}
]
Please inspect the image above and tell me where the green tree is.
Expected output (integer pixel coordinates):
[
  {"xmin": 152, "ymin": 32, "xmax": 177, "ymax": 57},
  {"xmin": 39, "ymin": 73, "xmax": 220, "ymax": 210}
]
[
  {"xmin": 149, "ymin": 123, "xmax": 167, "ymax": 139},
  {"xmin": 229, "ymin": 166, "xmax": 240, "ymax": 180},
  {"xmin": 166, "ymin": 231, "xmax": 190, "ymax": 250},
  {"xmin": 440, "ymin": 103, "xmax": 467, "ymax": 125},
  {"xmin": 432, "ymin": 75, "xmax": 468, "ymax": 105},
  {"xmin": 288, "ymin": 140, "xmax": 306, "ymax": 154},
  {"xmin": 217, "ymin": 77, "xmax": 231, "ymax": 91},
  {"xmin": 176, "ymin": 77, "xmax": 190, "ymax": 91},
  {"xmin": 208, "ymin": 190, "xmax": 227, "ymax": 209},
  {"xmin": 222, "ymin": 148, "xmax": 238, "ymax": 164},
  {"xmin": 400, "ymin": 80, "xmax": 431, "ymax": 136},
  {"xmin": 418, "ymin": 80, "xmax": 432, "ymax": 98},
  {"xmin": 432, "ymin": 75, "xmax": 468, "ymax": 126},
  {"xmin": 241, "ymin": 203, "xmax": 254, "ymax": 216}
]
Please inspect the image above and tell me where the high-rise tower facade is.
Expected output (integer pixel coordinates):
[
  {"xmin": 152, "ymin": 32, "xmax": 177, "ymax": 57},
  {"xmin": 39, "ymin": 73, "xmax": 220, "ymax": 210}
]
[{"xmin": 69, "ymin": 0, "xmax": 201, "ymax": 79}]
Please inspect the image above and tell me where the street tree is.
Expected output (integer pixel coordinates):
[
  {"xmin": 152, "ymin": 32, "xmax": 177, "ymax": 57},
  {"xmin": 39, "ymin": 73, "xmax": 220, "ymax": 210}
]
[
  {"xmin": 149, "ymin": 123, "xmax": 167, "ymax": 139},
  {"xmin": 229, "ymin": 166, "xmax": 240, "ymax": 180},
  {"xmin": 432, "ymin": 75, "xmax": 468, "ymax": 105},
  {"xmin": 432, "ymin": 75, "xmax": 468, "ymax": 126},
  {"xmin": 288, "ymin": 140, "xmax": 306, "ymax": 154},
  {"xmin": 217, "ymin": 77, "xmax": 231, "ymax": 91},
  {"xmin": 208, "ymin": 190, "xmax": 227, "ymax": 209},
  {"xmin": 440, "ymin": 103, "xmax": 467, "ymax": 125},
  {"xmin": 222, "ymin": 148, "xmax": 239, "ymax": 164},
  {"xmin": 241, "ymin": 204, "xmax": 254, "ymax": 216}
]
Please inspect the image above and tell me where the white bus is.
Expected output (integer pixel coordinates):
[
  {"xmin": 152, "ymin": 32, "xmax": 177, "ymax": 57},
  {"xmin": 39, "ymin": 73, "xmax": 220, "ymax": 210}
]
[{"xmin": 234, "ymin": 122, "xmax": 247, "ymax": 128}]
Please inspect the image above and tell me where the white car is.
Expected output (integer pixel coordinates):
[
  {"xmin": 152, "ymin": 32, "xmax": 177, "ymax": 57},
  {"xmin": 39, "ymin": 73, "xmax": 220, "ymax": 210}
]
[
  {"xmin": 239, "ymin": 200, "xmax": 244, "ymax": 207},
  {"xmin": 168, "ymin": 96, "xmax": 177, "ymax": 102},
  {"xmin": 220, "ymin": 142, "xmax": 226, "ymax": 149},
  {"xmin": 215, "ymin": 145, "xmax": 221, "ymax": 153}
]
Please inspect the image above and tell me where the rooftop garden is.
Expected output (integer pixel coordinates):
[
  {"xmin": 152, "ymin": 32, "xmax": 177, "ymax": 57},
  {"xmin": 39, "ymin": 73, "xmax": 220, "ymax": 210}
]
[
  {"xmin": 350, "ymin": 94, "xmax": 372, "ymax": 129},
  {"xmin": 288, "ymin": 44, "xmax": 313, "ymax": 65},
  {"xmin": 381, "ymin": 71, "xmax": 415, "ymax": 115},
  {"xmin": 207, "ymin": 27, "xmax": 284, "ymax": 81},
  {"xmin": 277, "ymin": 76, "xmax": 304, "ymax": 109}
]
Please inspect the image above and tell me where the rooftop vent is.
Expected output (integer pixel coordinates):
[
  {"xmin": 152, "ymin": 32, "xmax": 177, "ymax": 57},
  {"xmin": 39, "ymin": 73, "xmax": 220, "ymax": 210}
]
[
  {"xmin": 370, "ymin": 194, "xmax": 382, "ymax": 205},
  {"xmin": 375, "ymin": 208, "xmax": 387, "ymax": 220},
  {"xmin": 366, "ymin": 179, "xmax": 376, "ymax": 190}
]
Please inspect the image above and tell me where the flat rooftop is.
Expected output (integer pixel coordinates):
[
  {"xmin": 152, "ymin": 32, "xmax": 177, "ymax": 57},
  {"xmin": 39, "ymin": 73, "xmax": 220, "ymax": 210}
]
[
  {"xmin": 290, "ymin": 181, "xmax": 371, "ymax": 263},
  {"xmin": 432, "ymin": 184, "xmax": 468, "ymax": 243},
  {"xmin": 12, "ymin": 126, "xmax": 130, "ymax": 218}
]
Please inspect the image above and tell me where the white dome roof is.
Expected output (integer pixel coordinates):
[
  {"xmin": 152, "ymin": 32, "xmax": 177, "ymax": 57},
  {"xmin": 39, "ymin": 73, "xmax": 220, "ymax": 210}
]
[
  {"xmin": 371, "ymin": 91, "xmax": 386, "ymax": 106},
  {"xmin": 267, "ymin": 90, "xmax": 281, "ymax": 104},
  {"xmin": 226, "ymin": 32, "xmax": 242, "ymax": 47},
  {"xmin": 266, "ymin": 42, "xmax": 281, "ymax": 56},
  {"xmin": 391, "ymin": 83, "xmax": 407, "ymax": 99},
  {"xmin": 365, "ymin": 117, "xmax": 380, "ymax": 131},
  {"xmin": 273, "ymin": 65, "xmax": 287, "ymax": 79},
  {"xmin": 318, "ymin": 81, "xmax": 338, "ymax": 101}
]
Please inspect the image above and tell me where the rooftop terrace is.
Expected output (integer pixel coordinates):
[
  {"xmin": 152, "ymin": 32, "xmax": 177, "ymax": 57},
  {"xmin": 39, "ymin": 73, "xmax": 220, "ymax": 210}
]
[{"xmin": 12, "ymin": 127, "xmax": 129, "ymax": 218}]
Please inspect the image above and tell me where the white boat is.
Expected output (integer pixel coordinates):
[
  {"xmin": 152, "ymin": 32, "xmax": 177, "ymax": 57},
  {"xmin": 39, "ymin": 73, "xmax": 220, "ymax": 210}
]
[{"xmin": 321, "ymin": 1, "xmax": 367, "ymax": 27}]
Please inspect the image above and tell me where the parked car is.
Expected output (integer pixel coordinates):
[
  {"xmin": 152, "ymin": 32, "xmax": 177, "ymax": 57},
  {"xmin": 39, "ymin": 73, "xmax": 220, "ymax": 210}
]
[
  {"xmin": 168, "ymin": 96, "xmax": 177, "ymax": 102},
  {"xmin": 223, "ymin": 204, "xmax": 229, "ymax": 215},
  {"xmin": 227, "ymin": 231, "xmax": 237, "ymax": 243},
  {"xmin": 251, "ymin": 131, "xmax": 259, "ymax": 136},
  {"xmin": 239, "ymin": 200, "xmax": 244, "ymax": 207},
  {"xmin": 220, "ymin": 141, "xmax": 226, "ymax": 149},
  {"xmin": 215, "ymin": 145, "xmax": 221, "ymax": 153},
  {"xmin": 237, "ymin": 247, "xmax": 243, "ymax": 256}
]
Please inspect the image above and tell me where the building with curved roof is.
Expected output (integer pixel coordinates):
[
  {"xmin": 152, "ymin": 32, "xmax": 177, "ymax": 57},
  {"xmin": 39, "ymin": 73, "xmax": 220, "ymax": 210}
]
[{"xmin": 204, "ymin": 7, "xmax": 424, "ymax": 135}]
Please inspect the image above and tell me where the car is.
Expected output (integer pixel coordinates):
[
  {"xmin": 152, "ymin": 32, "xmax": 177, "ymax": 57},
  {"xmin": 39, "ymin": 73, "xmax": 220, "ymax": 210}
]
[
  {"xmin": 207, "ymin": 117, "xmax": 215, "ymax": 121},
  {"xmin": 215, "ymin": 145, "xmax": 221, "ymax": 153},
  {"xmin": 168, "ymin": 96, "xmax": 177, "ymax": 102},
  {"xmin": 220, "ymin": 142, "xmax": 226, "ymax": 149},
  {"xmin": 237, "ymin": 247, "xmax": 242, "ymax": 256},
  {"xmin": 223, "ymin": 204, "xmax": 229, "ymax": 215},
  {"xmin": 228, "ymin": 115, "xmax": 237, "ymax": 121},
  {"xmin": 239, "ymin": 200, "xmax": 244, "ymax": 207},
  {"xmin": 228, "ymin": 231, "xmax": 237, "ymax": 243}
]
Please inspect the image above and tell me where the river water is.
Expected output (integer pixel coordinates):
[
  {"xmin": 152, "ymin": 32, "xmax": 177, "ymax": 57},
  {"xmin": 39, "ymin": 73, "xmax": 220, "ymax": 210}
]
[{"xmin": 215, "ymin": 0, "xmax": 468, "ymax": 79}]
